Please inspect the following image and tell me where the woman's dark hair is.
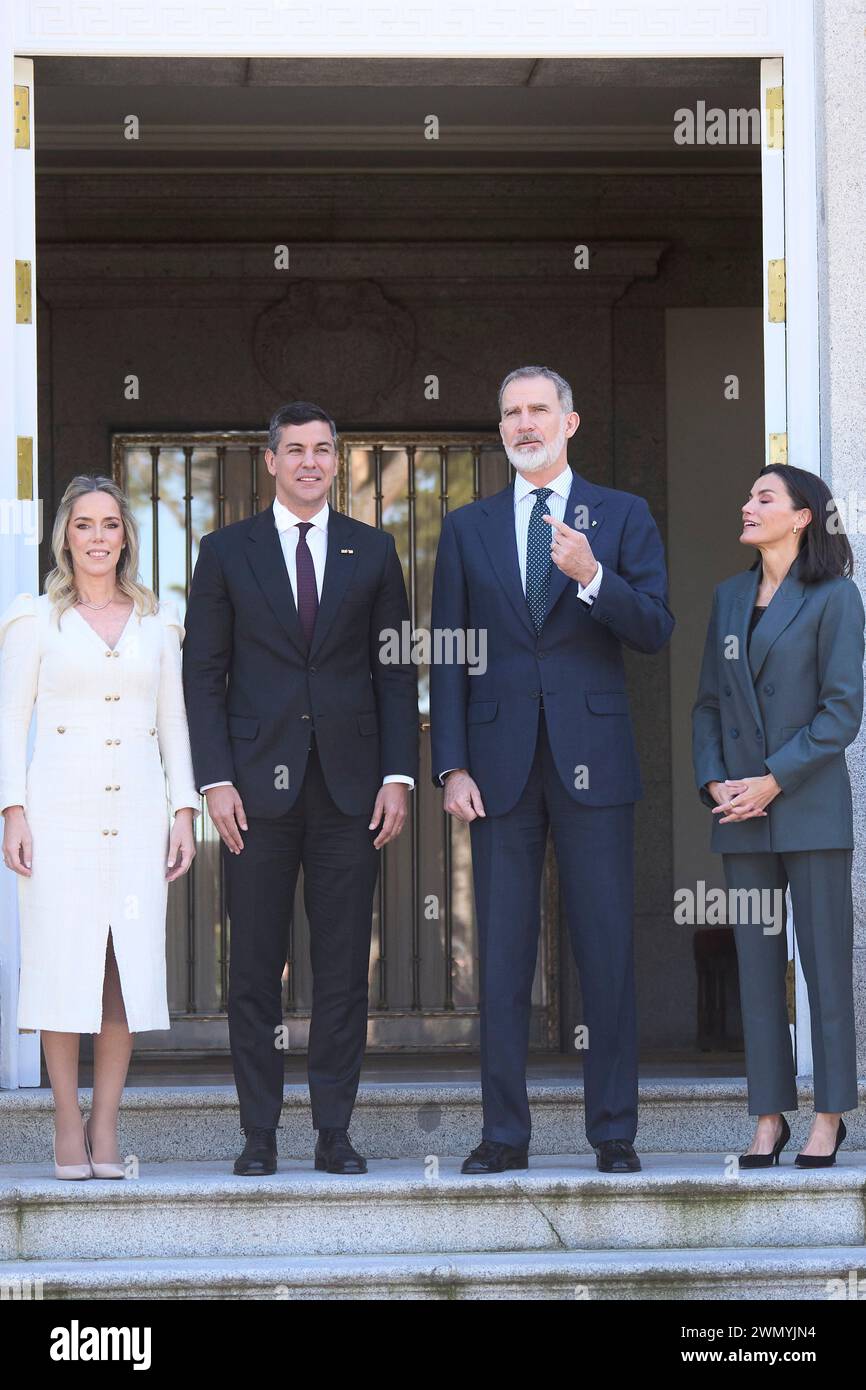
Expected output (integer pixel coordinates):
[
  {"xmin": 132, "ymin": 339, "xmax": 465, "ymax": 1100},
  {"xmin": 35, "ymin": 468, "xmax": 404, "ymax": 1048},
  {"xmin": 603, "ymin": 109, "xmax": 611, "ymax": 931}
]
[{"xmin": 748, "ymin": 463, "xmax": 854, "ymax": 581}]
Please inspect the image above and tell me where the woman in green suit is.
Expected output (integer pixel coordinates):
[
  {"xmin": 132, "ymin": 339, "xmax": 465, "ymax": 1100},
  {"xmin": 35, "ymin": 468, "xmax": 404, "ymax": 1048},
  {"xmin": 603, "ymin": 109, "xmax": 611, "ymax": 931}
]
[{"xmin": 693, "ymin": 463, "xmax": 863, "ymax": 1168}]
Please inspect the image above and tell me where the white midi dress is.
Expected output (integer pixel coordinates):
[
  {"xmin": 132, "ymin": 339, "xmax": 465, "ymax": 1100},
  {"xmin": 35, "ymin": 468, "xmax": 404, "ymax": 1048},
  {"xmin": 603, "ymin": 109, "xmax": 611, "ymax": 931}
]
[{"xmin": 0, "ymin": 592, "xmax": 201, "ymax": 1033}]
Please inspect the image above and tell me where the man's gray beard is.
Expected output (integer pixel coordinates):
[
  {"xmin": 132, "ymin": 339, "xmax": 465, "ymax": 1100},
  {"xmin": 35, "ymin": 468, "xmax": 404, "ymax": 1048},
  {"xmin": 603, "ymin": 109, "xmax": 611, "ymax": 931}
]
[{"xmin": 505, "ymin": 421, "xmax": 568, "ymax": 474}]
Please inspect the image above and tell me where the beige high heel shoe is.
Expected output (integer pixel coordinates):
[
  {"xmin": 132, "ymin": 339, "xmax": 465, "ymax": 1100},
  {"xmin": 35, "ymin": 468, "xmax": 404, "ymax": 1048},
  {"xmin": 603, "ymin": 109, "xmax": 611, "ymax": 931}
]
[
  {"xmin": 53, "ymin": 1118, "xmax": 92, "ymax": 1180},
  {"xmin": 83, "ymin": 1116, "xmax": 125, "ymax": 1180}
]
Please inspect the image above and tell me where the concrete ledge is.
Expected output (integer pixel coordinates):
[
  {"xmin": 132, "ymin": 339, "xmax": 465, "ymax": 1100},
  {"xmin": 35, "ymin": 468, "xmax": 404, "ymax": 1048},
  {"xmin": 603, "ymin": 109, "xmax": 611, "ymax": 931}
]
[
  {"xmin": 1, "ymin": 1079, "xmax": 864, "ymax": 1162},
  {"xmin": 1, "ymin": 1154, "xmax": 865, "ymax": 1261},
  {"xmin": 2, "ymin": 1245, "xmax": 866, "ymax": 1301}
]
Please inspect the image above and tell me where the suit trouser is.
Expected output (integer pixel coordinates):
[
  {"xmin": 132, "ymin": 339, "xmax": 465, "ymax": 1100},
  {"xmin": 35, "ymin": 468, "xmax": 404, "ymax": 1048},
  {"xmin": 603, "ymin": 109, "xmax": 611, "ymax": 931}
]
[
  {"xmin": 469, "ymin": 709, "xmax": 638, "ymax": 1149},
  {"xmin": 224, "ymin": 733, "xmax": 380, "ymax": 1132},
  {"xmin": 721, "ymin": 849, "xmax": 858, "ymax": 1115}
]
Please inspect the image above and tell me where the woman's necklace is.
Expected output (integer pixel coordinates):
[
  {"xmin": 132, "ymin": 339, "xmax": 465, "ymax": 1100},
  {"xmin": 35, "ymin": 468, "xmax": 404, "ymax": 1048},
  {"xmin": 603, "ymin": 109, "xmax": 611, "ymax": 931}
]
[{"xmin": 75, "ymin": 594, "xmax": 115, "ymax": 611}]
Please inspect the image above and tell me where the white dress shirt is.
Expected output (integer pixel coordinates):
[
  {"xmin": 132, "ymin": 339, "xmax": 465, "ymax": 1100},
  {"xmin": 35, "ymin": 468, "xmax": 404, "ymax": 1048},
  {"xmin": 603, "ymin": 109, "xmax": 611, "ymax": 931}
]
[
  {"xmin": 201, "ymin": 495, "xmax": 415, "ymax": 793},
  {"xmin": 273, "ymin": 493, "xmax": 330, "ymax": 606},
  {"xmin": 513, "ymin": 465, "xmax": 602, "ymax": 602},
  {"xmin": 438, "ymin": 466, "xmax": 602, "ymax": 784}
]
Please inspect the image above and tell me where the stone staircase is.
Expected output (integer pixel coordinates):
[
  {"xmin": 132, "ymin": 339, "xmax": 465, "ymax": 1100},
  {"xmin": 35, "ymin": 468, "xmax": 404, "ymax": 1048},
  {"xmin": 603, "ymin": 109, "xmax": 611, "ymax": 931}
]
[{"xmin": 1, "ymin": 1079, "xmax": 864, "ymax": 1299}]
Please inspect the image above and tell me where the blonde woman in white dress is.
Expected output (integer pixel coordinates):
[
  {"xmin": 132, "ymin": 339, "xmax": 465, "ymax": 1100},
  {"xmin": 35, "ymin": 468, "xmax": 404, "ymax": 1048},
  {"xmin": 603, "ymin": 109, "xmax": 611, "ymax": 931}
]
[{"xmin": 0, "ymin": 475, "xmax": 200, "ymax": 1178}]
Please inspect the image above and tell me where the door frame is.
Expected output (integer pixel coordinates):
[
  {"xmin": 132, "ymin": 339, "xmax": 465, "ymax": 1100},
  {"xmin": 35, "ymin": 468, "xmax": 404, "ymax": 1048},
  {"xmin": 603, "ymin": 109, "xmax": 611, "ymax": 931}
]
[{"xmin": 0, "ymin": 0, "xmax": 820, "ymax": 1085}]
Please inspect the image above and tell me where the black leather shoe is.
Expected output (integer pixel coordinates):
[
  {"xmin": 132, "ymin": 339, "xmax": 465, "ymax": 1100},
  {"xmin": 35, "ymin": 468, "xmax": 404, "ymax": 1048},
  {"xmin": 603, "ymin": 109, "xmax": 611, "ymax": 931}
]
[
  {"xmin": 739, "ymin": 1114, "xmax": 791, "ymax": 1169},
  {"xmin": 595, "ymin": 1139, "xmax": 641, "ymax": 1172},
  {"xmin": 233, "ymin": 1126, "xmax": 278, "ymax": 1176},
  {"xmin": 795, "ymin": 1118, "xmax": 846, "ymax": 1168},
  {"xmin": 315, "ymin": 1128, "xmax": 367, "ymax": 1174},
  {"xmin": 461, "ymin": 1139, "xmax": 529, "ymax": 1174}
]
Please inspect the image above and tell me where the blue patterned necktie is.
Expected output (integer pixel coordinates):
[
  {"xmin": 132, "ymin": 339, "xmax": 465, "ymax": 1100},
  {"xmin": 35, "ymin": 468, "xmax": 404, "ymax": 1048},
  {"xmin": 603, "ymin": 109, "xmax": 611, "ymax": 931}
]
[{"xmin": 525, "ymin": 487, "xmax": 553, "ymax": 632}]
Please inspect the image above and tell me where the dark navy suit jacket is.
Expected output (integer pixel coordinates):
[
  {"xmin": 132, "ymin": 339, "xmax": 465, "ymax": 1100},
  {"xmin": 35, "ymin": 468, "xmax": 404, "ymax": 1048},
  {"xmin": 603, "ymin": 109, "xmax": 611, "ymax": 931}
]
[
  {"xmin": 182, "ymin": 505, "xmax": 418, "ymax": 819},
  {"xmin": 430, "ymin": 470, "xmax": 674, "ymax": 815}
]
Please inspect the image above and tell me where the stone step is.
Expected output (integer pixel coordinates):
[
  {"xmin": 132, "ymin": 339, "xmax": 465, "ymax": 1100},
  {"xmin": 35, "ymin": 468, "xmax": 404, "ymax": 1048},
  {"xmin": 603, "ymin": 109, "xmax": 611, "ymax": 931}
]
[
  {"xmin": 2, "ymin": 1079, "xmax": 864, "ymax": 1163},
  {"xmin": 2, "ymin": 1245, "xmax": 866, "ymax": 1300},
  {"xmin": 1, "ymin": 1156, "xmax": 865, "ymax": 1262}
]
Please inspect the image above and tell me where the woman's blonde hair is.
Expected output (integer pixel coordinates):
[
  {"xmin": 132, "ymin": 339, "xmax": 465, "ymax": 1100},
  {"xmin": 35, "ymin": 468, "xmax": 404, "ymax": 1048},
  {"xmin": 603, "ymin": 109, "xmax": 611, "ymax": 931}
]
[{"xmin": 44, "ymin": 474, "xmax": 158, "ymax": 623}]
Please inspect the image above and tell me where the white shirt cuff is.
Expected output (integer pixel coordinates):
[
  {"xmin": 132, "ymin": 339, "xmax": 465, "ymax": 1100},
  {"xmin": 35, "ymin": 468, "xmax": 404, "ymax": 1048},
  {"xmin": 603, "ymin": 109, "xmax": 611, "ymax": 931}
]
[
  {"xmin": 577, "ymin": 561, "xmax": 603, "ymax": 604},
  {"xmin": 200, "ymin": 781, "xmax": 232, "ymax": 792}
]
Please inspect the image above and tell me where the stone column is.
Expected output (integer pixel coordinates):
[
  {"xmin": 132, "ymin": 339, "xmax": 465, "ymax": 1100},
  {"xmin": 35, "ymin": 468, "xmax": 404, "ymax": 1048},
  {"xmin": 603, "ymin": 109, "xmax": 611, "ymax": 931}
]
[{"xmin": 814, "ymin": 0, "xmax": 866, "ymax": 1074}]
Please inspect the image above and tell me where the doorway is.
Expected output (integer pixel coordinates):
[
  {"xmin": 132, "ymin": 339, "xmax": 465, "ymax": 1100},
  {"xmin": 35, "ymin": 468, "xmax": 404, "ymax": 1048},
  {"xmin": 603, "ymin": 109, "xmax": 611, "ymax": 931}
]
[{"xmin": 2, "ymin": 36, "xmax": 821, "ymax": 1088}]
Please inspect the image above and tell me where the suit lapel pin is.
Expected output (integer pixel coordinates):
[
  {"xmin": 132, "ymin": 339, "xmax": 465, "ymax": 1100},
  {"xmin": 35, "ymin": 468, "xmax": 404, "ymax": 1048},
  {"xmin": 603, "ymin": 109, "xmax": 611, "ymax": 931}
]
[{"xmin": 341, "ymin": 548, "xmax": 354, "ymax": 554}]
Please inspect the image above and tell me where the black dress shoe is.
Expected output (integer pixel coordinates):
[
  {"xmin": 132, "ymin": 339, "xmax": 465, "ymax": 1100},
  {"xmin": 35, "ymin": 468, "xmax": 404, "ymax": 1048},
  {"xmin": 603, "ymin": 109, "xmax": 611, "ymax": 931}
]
[
  {"xmin": 461, "ymin": 1139, "xmax": 529, "ymax": 1174},
  {"xmin": 738, "ymin": 1114, "xmax": 791, "ymax": 1168},
  {"xmin": 315, "ymin": 1128, "xmax": 367, "ymax": 1174},
  {"xmin": 234, "ymin": 1126, "xmax": 278, "ymax": 1176},
  {"xmin": 795, "ymin": 1118, "xmax": 846, "ymax": 1168},
  {"xmin": 595, "ymin": 1139, "xmax": 641, "ymax": 1172}
]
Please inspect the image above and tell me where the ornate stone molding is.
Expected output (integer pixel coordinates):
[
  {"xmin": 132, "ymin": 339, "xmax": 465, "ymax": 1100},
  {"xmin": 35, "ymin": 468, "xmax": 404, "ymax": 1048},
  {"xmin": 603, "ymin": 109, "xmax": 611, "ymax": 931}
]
[
  {"xmin": 15, "ymin": 3, "xmax": 782, "ymax": 57},
  {"xmin": 252, "ymin": 279, "xmax": 416, "ymax": 408},
  {"xmin": 38, "ymin": 122, "xmax": 716, "ymax": 153},
  {"xmin": 37, "ymin": 240, "xmax": 671, "ymax": 301}
]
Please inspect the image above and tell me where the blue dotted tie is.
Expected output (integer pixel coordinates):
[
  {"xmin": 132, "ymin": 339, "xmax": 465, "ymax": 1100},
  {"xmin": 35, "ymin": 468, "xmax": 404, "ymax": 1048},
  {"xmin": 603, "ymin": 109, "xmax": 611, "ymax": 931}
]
[{"xmin": 526, "ymin": 487, "xmax": 553, "ymax": 632}]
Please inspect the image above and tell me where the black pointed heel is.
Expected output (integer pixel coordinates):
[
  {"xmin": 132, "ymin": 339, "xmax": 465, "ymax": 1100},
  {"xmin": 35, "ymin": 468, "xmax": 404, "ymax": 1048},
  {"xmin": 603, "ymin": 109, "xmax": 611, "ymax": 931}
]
[
  {"xmin": 794, "ymin": 1118, "xmax": 846, "ymax": 1168},
  {"xmin": 738, "ymin": 1114, "xmax": 790, "ymax": 1168}
]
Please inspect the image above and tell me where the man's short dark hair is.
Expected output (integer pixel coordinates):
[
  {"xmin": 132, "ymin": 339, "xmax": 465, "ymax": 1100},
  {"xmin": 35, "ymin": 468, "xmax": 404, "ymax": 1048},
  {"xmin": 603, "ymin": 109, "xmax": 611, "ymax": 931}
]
[{"xmin": 268, "ymin": 401, "xmax": 338, "ymax": 454}]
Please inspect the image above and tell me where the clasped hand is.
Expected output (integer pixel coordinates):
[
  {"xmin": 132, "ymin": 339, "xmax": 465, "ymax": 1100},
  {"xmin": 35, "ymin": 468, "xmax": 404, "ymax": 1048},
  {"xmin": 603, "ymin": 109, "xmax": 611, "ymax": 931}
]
[{"xmin": 707, "ymin": 774, "xmax": 781, "ymax": 823}]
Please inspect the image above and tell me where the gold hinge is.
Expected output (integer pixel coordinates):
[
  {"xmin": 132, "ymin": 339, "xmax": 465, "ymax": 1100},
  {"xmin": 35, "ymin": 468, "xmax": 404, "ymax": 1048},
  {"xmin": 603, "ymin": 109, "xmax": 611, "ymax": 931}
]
[
  {"xmin": 769, "ymin": 432, "xmax": 788, "ymax": 466},
  {"xmin": 14, "ymin": 84, "xmax": 30, "ymax": 148},
  {"xmin": 17, "ymin": 437, "xmax": 33, "ymax": 499},
  {"xmin": 766, "ymin": 85, "xmax": 783, "ymax": 150},
  {"xmin": 15, "ymin": 260, "xmax": 32, "ymax": 322},
  {"xmin": 14, "ymin": 85, "xmax": 30, "ymax": 149},
  {"xmin": 768, "ymin": 258, "xmax": 786, "ymax": 322}
]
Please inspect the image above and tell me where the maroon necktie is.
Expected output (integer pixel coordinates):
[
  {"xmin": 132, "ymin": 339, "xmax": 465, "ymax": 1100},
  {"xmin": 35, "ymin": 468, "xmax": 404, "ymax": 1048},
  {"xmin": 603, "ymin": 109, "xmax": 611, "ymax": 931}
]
[{"xmin": 295, "ymin": 521, "xmax": 319, "ymax": 647}]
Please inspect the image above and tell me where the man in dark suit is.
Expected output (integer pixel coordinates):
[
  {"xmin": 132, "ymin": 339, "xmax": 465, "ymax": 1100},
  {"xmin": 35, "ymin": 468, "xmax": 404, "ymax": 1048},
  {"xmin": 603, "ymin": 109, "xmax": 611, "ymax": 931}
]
[
  {"xmin": 183, "ymin": 402, "xmax": 417, "ymax": 1175},
  {"xmin": 430, "ymin": 366, "xmax": 674, "ymax": 1174}
]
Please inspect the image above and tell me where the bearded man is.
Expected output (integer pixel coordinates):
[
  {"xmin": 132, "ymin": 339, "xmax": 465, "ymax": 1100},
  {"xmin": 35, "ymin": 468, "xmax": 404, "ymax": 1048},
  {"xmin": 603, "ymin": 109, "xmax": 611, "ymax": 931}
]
[{"xmin": 430, "ymin": 366, "xmax": 674, "ymax": 1174}]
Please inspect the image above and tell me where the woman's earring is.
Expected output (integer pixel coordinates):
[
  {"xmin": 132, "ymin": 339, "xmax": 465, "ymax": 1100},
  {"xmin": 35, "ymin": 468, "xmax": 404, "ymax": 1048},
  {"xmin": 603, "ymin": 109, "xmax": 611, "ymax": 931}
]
[{"xmin": 793, "ymin": 526, "xmax": 799, "ymax": 534}]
